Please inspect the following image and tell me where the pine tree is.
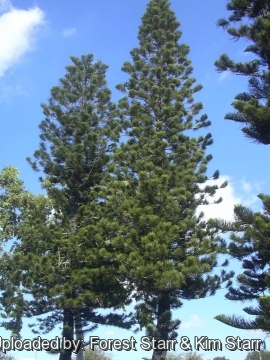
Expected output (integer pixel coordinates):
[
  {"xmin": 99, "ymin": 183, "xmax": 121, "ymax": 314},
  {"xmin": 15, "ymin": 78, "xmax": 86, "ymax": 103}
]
[
  {"xmin": 0, "ymin": 165, "xmax": 37, "ymax": 339},
  {"xmin": 0, "ymin": 55, "xmax": 134, "ymax": 360},
  {"xmin": 245, "ymin": 350, "xmax": 270, "ymax": 360},
  {"xmin": 215, "ymin": 0, "xmax": 270, "ymax": 144},
  {"xmin": 213, "ymin": 0, "xmax": 270, "ymax": 335},
  {"xmin": 95, "ymin": 1, "xmax": 233, "ymax": 360},
  {"xmin": 214, "ymin": 193, "xmax": 270, "ymax": 332},
  {"xmin": 25, "ymin": 53, "xmax": 133, "ymax": 359}
]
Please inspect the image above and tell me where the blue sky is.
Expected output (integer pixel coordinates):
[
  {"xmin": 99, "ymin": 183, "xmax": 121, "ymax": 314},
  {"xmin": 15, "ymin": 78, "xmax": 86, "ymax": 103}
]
[{"xmin": 0, "ymin": 0, "xmax": 270, "ymax": 360}]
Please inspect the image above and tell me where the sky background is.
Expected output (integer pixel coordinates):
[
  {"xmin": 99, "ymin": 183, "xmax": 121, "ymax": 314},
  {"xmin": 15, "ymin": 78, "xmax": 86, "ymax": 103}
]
[{"xmin": 0, "ymin": 0, "xmax": 270, "ymax": 360}]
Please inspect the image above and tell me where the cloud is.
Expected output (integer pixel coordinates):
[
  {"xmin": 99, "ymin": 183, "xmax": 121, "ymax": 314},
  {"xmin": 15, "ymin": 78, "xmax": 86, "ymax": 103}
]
[
  {"xmin": 198, "ymin": 176, "xmax": 240, "ymax": 221},
  {"xmin": 62, "ymin": 27, "xmax": 76, "ymax": 37},
  {"xmin": 218, "ymin": 71, "xmax": 229, "ymax": 82},
  {"xmin": 240, "ymin": 178, "xmax": 264, "ymax": 196},
  {"xmin": 0, "ymin": 2, "xmax": 45, "ymax": 77},
  {"xmin": 181, "ymin": 315, "xmax": 204, "ymax": 329},
  {"xmin": 241, "ymin": 179, "xmax": 252, "ymax": 193},
  {"xmin": 197, "ymin": 176, "xmax": 261, "ymax": 222}
]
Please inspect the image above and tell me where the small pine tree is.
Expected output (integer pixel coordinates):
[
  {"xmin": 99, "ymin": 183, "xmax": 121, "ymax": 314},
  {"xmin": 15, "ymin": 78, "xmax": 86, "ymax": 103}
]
[
  {"xmin": 0, "ymin": 55, "xmax": 133, "ymax": 360},
  {"xmin": 214, "ymin": 194, "xmax": 270, "ymax": 331}
]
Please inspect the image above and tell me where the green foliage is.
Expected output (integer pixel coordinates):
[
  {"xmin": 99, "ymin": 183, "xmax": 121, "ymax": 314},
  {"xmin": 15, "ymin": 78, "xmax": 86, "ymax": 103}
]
[
  {"xmin": 212, "ymin": 357, "xmax": 230, "ymax": 360},
  {"xmin": 214, "ymin": 193, "xmax": 270, "ymax": 331},
  {"xmin": 0, "ymin": 166, "xmax": 32, "ymax": 242},
  {"xmin": 27, "ymin": 53, "xmax": 119, "ymax": 213},
  {"xmin": 92, "ymin": 1, "xmax": 233, "ymax": 360},
  {"xmin": 0, "ymin": 54, "xmax": 133, "ymax": 360},
  {"xmin": 0, "ymin": 166, "xmax": 50, "ymax": 338},
  {"xmin": 0, "ymin": 5, "xmax": 237, "ymax": 360},
  {"xmin": 215, "ymin": 0, "xmax": 270, "ymax": 144},
  {"xmin": 245, "ymin": 351, "xmax": 270, "ymax": 360},
  {"xmin": 0, "ymin": 354, "xmax": 16, "ymax": 360},
  {"xmin": 213, "ymin": 0, "xmax": 270, "ymax": 335}
]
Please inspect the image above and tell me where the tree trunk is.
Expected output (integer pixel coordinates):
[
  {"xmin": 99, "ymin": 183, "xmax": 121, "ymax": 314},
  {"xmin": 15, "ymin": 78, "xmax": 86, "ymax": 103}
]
[
  {"xmin": 75, "ymin": 310, "xmax": 84, "ymax": 360},
  {"xmin": 151, "ymin": 294, "xmax": 171, "ymax": 360},
  {"xmin": 59, "ymin": 308, "xmax": 74, "ymax": 360}
]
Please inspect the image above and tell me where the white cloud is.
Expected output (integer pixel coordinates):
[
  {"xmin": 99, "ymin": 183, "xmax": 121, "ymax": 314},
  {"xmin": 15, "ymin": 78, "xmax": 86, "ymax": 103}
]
[
  {"xmin": 0, "ymin": 2, "xmax": 45, "ymax": 77},
  {"xmin": 198, "ymin": 176, "xmax": 240, "ymax": 221},
  {"xmin": 243, "ymin": 194, "xmax": 259, "ymax": 207},
  {"xmin": 218, "ymin": 71, "xmax": 229, "ymax": 82},
  {"xmin": 197, "ymin": 175, "xmax": 261, "ymax": 222},
  {"xmin": 20, "ymin": 358, "xmax": 36, "ymax": 360},
  {"xmin": 181, "ymin": 315, "xmax": 204, "ymax": 329},
  {"xmin": 241, "ymin": 179, "xmax": 252, "ymax": 193},
  {"xmin": 62, "ymin": 27, "xmax": 76, "ymax": 37}
]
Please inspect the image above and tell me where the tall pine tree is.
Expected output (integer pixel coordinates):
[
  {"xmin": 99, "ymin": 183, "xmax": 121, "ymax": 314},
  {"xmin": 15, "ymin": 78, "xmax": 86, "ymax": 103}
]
[
  {"xmin": 94, "ymin": 1, "xmax": 233, "ymax": 360},
  {"xmin": 0, "ymin": 55, "xmax": 134, "ymax": 360}
]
